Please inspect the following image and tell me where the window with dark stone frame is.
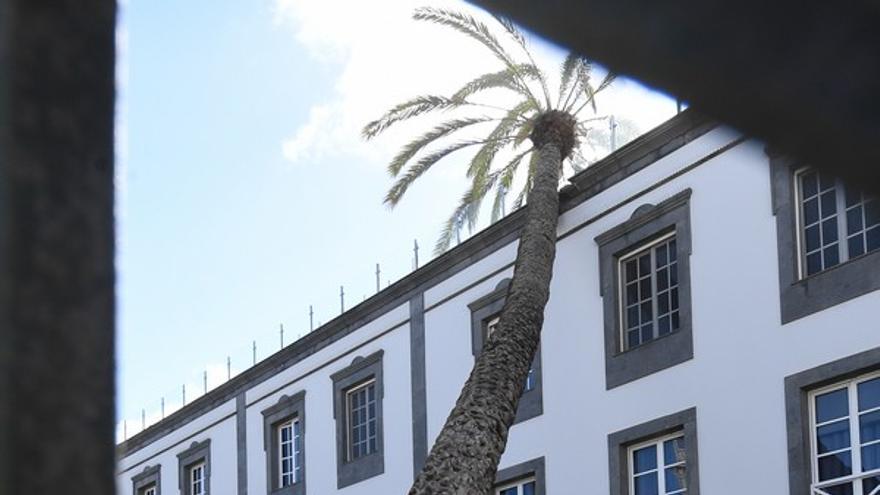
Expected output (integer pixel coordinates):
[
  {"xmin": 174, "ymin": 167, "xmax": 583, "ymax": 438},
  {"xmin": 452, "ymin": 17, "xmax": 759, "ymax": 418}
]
[
  {"xmin": 596, "ymin": 189, "xmax": 694, "ymax": 389},
  {"xmin": 261, "ymin": 391, "xmax": 306, "ymax": 495}
]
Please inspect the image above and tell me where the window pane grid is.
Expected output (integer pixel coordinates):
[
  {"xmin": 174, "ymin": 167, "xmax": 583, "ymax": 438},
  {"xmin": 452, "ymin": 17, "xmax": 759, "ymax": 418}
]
[
  {"xmin": 811, "ymin": 373, "xmax": 880, "ymax": 494},
  {"xmin": 278, "ymin": 418, "xmax": 300, "ymax": 487},
  {"xmin": 797, "ymin": 168, "xmax": 880, "ymax": 278},
  {"xmin": 190, "ymin": 463, "xmax": 204, "ymax": 495},
  {"xmin": 495, "ymin": 477, "xmax": 536, "ymax": 495},
  {"xmin": 620, "ymin": 234, "xmax": 679, "ymax": 350},
  {"xmin": 629, "ymin": 434, "xmax": 687, "ymax": 495},
  {"xmin": 347, "ymin": 380, "xmax": 377, "ymax": 460}
]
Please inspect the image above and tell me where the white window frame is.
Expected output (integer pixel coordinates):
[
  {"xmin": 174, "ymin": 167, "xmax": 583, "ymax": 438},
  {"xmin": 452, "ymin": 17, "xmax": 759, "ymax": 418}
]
[
  {"xmin": 495, "ymin": 476, "xmax": 536, "ymax": 495},
  {"xmin": 794, "ymin": 166, "xmax": 879, "ymax": 279},
  {"xmin": 809, "ymin": 370, "xmax": 880, "ymax": 495},
  {"xmin": 627, "ymin": 432, "xmax": 687, "ymax": 495},
  {"xmin": 277, "ymin": 418, "xmax": 301, "ymax": 487},
  {"xmin": 190, "ymin": 462, "xmax": 205, "ymax": 495},
  {"xmin": 141, "ymin": 486, "xmax": 156, "ymax": 495},
  {"xmin": 617, "ymin": 231, "xmax": 678, "ymax": 351},
  {"xmin": 345, "ymin": 378, "xmax": 377, "ymax": 461}
]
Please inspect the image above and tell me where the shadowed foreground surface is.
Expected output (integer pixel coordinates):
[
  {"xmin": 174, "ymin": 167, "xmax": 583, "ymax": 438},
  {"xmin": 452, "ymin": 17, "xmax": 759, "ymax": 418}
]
[
  {"xmin": 472, "ymin": 0, "xmax": 880, "ymax": 194},
  {"xmin": 0, "ymin": 1, "xmax": 117, "ymax": 493}
]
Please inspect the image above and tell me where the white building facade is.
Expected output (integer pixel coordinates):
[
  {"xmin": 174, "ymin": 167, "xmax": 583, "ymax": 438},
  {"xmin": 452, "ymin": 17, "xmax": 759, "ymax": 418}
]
[{"xmin": 117, "ymin": 110, "xmax": 880, "ymax": 495}]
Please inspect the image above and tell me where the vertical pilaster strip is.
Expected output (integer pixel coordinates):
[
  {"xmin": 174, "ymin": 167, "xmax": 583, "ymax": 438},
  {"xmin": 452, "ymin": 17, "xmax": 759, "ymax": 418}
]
[
  {"xmin": 409, "ymin": 292, "xmax": 428, "ymax": 479},
  {"xmin": 236, "ymin": 392, "xmax": 248, "ymax": 495}
]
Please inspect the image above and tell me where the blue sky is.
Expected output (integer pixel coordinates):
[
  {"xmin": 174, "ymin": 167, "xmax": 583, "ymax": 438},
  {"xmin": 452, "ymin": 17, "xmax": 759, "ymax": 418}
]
[{"xmin": 116, "ymin": 0, "xmax": 678, "ymax": 438}]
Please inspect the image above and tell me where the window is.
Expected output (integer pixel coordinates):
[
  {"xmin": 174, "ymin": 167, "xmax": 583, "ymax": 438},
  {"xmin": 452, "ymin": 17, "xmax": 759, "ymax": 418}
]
[
  {"xmin": 808, "ymin": 372, "xmax": 880, "ymax": 494},
  {"xmin": 469, "ymin": 278, "xmax": 543, "ymax": 423},
  {"xmin": 608, "ymin": 408, "xmax": 699, "ymax": 495},
  {"xmin": 331, "ymin": 350, "xmax": 384, "ymax": 488},
  {"xmin": 795, "ymin": 168, "xmax": 880, "ymax": 277},
  {"xmin": 596, "ymin": 189, "xmax": 694, "ymax": 389},
  {"xmin": 189, "ymin": 462, "xmax": 205, "ymax": 495},
  {"xmin": 494, "ymin": 457, "xmax": 545, "ymax": 495},
  {"xmin": 176, "ymin": 439, "xmax": 210, "ymax": 495},
  {"xmin": 784, "ymin": 346, "xmax": 880, "ymax": 495},
  {"xmin": 770, "ymin": 154, "xmax": 880, "ymax": 323},
  {"xmin": 619, "ymin": 233, "xmax": 680, "ymax": 350},
  {"xmin": 496, "ymin": 477, "xmax": 536, "ymax": 495},
  {"xmin": 132, "ymin": 464, "xmax": 161, "ymax": 495},
  {"xmin": 278, "ymin": 419, "xmax": 301, "ymax": 487},
  {"xmin": 629, "ymin": 435, "xmax": 688, "ymax": 495},
  {"xmin": 261, "ymin": 390, "xmax": 306, "ymax": 495}
]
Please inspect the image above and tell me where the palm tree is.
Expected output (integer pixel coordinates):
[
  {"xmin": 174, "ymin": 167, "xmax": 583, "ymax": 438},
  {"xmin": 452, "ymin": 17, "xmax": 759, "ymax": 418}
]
[{"xmin": 363, "ymin": 7, "xmax": 614, "ymax": 494}]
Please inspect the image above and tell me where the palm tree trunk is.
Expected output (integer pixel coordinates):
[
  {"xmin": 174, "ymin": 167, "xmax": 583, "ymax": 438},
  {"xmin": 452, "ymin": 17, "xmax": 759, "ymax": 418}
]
[{"xmin": 409, "ymin": 137, "xmax": 562, "ymax": 495}]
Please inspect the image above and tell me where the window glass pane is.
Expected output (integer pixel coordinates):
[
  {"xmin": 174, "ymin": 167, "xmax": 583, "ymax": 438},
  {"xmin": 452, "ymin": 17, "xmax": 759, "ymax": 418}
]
[
  {"xmin": 806, "ymin": 224, "xmax": 821, "ymax": 251},
  {"xmin": 817, "ymin": 419, "xmax": 851, "ymax": 453},
  {"xmin": 824, "ymin": 245, "xmax": 840, "ymax": 267},
  {"xmin": 822, "ymin": 482, "xmax": 854, "ymax": 495},
  {"xmin": 665, "ymin": 466, "xmax": 687, "ymax": 492},
  {"xmin": 626, "ymin": 259, "xmax": 638, "ymax": 280},
  {"xmin": 866, "ymin": 199, "xmax": 880, "ymax": 227},
  {"xmin": 639, "ymin": 254, "xmax": 651, "ymax": 277},
  {"xmin": 817, "ymin": 389, "xmax": 850, "ymax": 423},
  {"xmin": 807, "ymin": 252, "xmax": 822, "ymax": 275},
  {"xmin": 823, "ymin": 218, "xmax": 839, "ymax": 243},
  {"xmin": 861, "ymin": 411, "xmax": 880, "ymax": 443},
  {"xmin": 664, "ymin": 437, "xmax": 686, "ymax": 465},
  {"xmin": 822, "ymin": 190, "xmax": 838, "ymax": 217},
  {"xmin": 868, "ymin": 227, "xmax": 880, "ymax": 253},
  {"xmin": 522, "ymin": 481, "xmax": 536, "ymax": 495},
  {"xmin": 862, "ymin": 443, "xmax": 880, "ymax": 471},
  {"xmin": 820, "ymin": 173, "xmax": 836, "ymax": 191},
  {"xmin": 802, "ymin": 171, "xmax": 818, "ymax": 197},
  {"xmin": 633, "ymin": 472, "xmax": 659, "ymax": 495},
  {"xmin": 633, "ymin": 445, "xmax": 657, "ymax": 473},
  {"xmin": 627, "ymin": 283, "xmax": 639, "ymax": 305},
  {"xmin": 859, "ymin": 378, "xmax": 880, "ymax": 411},
  {"xmin": 862, "ymin": 476, "xmax": 880, "ymax": 495},
  {"xmin": 847, "ymin": 207, "xmax": 864, "ymax": 235},
  {"xmin": 849, "ymin": 235, "xmax": 866, "ymax": 258},
  {"xmin": 805, "ymin": 198, "xmax": 819, "ymax": 225},
  {"xmin": 818, "ymin": 451, "xmax": 853, "ymax": 481},
  {"xmin": 498, "ymin": 487, "xmax": 517, "ymax": 495}
]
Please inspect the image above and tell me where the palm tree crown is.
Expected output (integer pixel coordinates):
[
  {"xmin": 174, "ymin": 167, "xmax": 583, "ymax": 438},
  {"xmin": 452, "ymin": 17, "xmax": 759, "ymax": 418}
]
[{"xmin": 363, "ymin": 7, "xmax": 614, "ymax": 254}]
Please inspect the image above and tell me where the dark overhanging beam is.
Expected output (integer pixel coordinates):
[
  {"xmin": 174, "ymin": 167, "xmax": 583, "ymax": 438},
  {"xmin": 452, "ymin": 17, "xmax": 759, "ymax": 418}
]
[
  {"xmin": 0, "ymin": 0, "xmax": 117, "ymax": 493},
  {"xmin": 471, "ymin": 0, "xmax": 880, "ymax": 193}
]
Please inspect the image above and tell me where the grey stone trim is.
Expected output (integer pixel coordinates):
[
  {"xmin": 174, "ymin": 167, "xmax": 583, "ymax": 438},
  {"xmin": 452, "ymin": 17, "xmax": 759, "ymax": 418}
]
[
  {"xmin": 769, "ymin": 151, "xmax": 880, "ymax": 323},
  {"xmin": 177, "ymin": 439, "xmax": 211, "ymax": 495},
  {"xmin": 607, "ymin": 407, "xmax": 700, "ymax": 495},
  {"xmin": 784, "ymin": 346, "xmax": 880, "ymax": 495},
  {"xmin": 495, "ymin": 456, "xmax": 546, "ymax": 495},
  {"xmin": 469, "ymin": 278, "xmax": 543, "ymax": 423},
  {"xmin": 132, "ymin": 464, "xmax": 161, "ymax": 495},
  {"xmin": 236, "ymin": 393, "xmax": 247, "ymax": 495},
  {"xmin": 261, "ymin": 391, "xmax": 306, "ymax": 495},
  {"xmin": 409, "ymin": 293, "xmax": 428, "ymax": 480},
  {"xmin": 596, "ymin": 189, "xmax": 694, "ymax": 389},
  {"xmin": 118, "ymin": 110, "xmax": 715, "ymax": 458},
  {"xmin": 330, "ymin": 350, "xmax": 384, "ymax": 488}
]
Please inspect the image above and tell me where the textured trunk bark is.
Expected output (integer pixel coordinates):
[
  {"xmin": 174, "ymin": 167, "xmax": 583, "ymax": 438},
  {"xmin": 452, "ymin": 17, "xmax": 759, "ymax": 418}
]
[
  {"xmin": 0, "ymin": 1, "xmax": 117, "ymax": 493},
  {"xmin": 409, "ymin": 138, "xmax": 562, "ymax": 494}
]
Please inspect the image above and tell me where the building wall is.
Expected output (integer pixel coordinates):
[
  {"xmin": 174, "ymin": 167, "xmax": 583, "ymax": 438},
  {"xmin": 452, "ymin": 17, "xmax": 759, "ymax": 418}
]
[{"xmin": 116, "ymin": 118, "xmax": 880, "ymax": 494}]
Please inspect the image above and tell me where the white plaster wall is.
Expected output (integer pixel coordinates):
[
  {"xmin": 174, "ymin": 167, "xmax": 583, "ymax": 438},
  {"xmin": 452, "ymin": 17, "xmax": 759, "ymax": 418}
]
[
  {"xmin": 116, "ymin": 413, "xmax": 237, "ymax": 495},
  {"xmin": 245, "ymin": 322, "xmax": 412, "ymax": 495},
  {"xmin": 119, "ymin": 127, "xmax": 880, "ymax": 495}
]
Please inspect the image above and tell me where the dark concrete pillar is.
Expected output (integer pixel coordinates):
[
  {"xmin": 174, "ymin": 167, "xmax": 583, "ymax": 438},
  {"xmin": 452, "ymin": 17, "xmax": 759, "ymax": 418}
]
[{"xmin": 0, "ymin": 1, "xmax": 117, "ymax": 493}]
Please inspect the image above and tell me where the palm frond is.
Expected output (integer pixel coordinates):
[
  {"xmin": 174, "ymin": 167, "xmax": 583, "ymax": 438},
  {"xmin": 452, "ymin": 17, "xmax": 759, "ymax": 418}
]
[
  {"xmin": 557, "ymin": 53, "xmax": 580, "ymax": 108},
  {"xmin": 491, "ymin": 148, "xmax": 531, "ymax": 222},
  {"xmin": 452, "ymin": 64, "xmax": 543, "ymax": 102},
  {"xmin": 385, "ymin": 138, "xmax": 508, "ymax": 208},
  {"xmin": 513, "ymin": 151, "xmax": 539, "ymax": 210},
  {"xmin": 387, "ymin": 116, "xmax": 494, "ymax": 177},
  {"xmin": 571, "ymin": 70, "xmax": 617, "ymax": 117},
  {"xmin": 491, "ymin": 14, "xmax": 552, "ymax": 109},
  {"xmin": 466, "ymin": 101, "xmax": 531, "ymax": 179},
  {"xmin": 435, "ymin": 200, "xmax": 469, "ymax": 255},
  {"xmin": 363, "ymin": 95, "xmax": 463, "ymax": 139},
  {"xmin": 414, "ymin": 7, "xmax": 543, "ymax": 110}
]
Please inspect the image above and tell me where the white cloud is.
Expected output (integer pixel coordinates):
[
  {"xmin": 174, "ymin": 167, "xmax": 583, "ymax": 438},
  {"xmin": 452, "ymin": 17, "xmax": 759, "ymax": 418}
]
[{"xmin": 274, "ymin": 0, "xmax": 678, "ymax": 175}]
